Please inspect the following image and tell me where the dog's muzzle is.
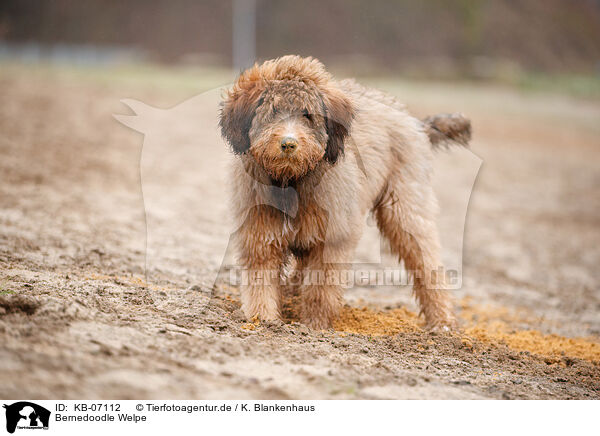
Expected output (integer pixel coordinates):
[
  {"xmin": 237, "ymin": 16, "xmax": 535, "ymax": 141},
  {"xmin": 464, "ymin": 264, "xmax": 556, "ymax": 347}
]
[{"xmin": 280, "ymin": 136, "xmax": 298, "ymax": 154}]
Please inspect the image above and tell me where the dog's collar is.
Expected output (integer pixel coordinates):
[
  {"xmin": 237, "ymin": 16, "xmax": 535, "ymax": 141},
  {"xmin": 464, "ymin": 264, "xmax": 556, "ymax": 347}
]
[{"xmin": 269, "ymin": 176, "xmax": 298, "ymax": 189}]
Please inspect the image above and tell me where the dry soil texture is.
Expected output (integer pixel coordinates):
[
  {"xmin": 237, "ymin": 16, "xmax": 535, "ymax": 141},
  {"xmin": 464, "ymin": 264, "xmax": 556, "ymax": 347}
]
[{"xmin": 1, "ymin": 64, "xmax": 599, "ymax": 399}]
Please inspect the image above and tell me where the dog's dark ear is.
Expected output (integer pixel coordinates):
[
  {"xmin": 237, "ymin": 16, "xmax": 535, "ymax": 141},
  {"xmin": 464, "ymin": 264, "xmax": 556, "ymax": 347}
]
[
  {"xmin": 322, "ymin": 87, "xmax": 355, "ymax": 164},
  {"xmin": 219, "ymin": 72, "xmax": 265, "ymax": 154}
]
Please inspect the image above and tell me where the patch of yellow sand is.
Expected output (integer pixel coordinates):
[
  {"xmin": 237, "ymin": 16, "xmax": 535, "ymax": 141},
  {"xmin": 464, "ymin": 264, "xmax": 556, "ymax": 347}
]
[
  {"xmin": 333, "ymin": 306, "xmax": 420, "ymax": 336},
  {"xmin": 333, "ymin": 303, "xmax": 600, "ymax": 363},
  {"xmin": 466, "ymin": 324, "xmax": 600, "ymax": 363},
  {"xmin": 241, "ymin": 315, "xmax": 261, "ymax": 331}
]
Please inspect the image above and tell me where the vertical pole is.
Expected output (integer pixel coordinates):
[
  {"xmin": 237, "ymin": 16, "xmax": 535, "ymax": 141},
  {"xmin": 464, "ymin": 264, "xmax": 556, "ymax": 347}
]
[{"xmin": 232, "ymin": 0, "xmax": 256, "ymax": 72}]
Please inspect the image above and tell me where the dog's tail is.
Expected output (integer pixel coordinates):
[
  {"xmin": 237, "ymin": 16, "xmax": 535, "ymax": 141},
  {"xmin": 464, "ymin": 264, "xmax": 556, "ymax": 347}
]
[{"xmin": 422, "ymin": 113, "xmax": 471, "ymax": 149}]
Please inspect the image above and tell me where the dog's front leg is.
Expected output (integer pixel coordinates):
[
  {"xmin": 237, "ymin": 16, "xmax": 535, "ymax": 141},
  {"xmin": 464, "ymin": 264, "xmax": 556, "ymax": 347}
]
[
  {"xmin": 239, "ymin": 246, "xmax": 284, "ymax": 322},
  {"xmin": 236, "ymin": 208, "xmax": 285, "ymax": 322},
  {"xmin": 240, "ymin": 263, "xmax": 282, "ymax": 322},
  {"xmin": 298, "ymin": 245, "xmax": 349, "ymax": 330}
]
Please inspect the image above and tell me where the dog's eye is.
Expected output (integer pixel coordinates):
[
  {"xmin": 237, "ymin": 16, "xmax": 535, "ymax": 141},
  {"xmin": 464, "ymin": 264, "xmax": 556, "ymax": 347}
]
[{"xmin": 302, "ymin": 110, "xmax": 313, "ymax": 122}]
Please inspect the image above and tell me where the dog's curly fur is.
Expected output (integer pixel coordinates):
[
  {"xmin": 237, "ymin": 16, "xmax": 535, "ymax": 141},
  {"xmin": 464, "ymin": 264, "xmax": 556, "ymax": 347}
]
[{"xmin": 220, "ymin": 55, "xmax": 471, "ymax": 330}]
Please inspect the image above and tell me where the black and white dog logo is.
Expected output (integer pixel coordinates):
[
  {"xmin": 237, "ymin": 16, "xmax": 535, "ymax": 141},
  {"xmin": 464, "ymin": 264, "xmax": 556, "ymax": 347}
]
[{"xmin": 3, "ymin": 402, "xmax": 50, "ymax": 433}]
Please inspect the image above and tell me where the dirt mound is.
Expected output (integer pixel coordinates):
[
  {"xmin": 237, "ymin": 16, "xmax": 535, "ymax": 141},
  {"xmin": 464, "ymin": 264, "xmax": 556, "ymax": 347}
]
[
  {"xmin": 333, "ymin": 303, "xmax": 600, "ymax": 364},
  {"xmin": 334, "ymin": 307, "xmax": 420, "ymax": 336}
]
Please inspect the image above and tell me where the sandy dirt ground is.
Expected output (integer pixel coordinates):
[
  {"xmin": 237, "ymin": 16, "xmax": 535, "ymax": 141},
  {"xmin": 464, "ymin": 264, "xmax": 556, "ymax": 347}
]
[{"xmin": 1, "ymin": 63, "xmax": 599, "ymax": 399}]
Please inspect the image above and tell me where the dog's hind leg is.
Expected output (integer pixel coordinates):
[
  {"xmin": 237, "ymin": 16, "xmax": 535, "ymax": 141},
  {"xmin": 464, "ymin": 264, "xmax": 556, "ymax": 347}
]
[{"xmin": 373, "ymin": 177, "xmax": 456, "ymax": 330}]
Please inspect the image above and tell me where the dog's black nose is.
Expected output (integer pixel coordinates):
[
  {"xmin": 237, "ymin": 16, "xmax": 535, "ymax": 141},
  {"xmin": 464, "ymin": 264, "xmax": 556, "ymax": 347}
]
[{"xmin": 281, "ymin": 136, "xmax": 298, "ymax": 153}]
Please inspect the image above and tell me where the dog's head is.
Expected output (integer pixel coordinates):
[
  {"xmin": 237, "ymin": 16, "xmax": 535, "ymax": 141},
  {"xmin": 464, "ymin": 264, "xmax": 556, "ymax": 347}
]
[{"xmin": 220, "ymin": 55, "xmax": 355, "ymax": 183}]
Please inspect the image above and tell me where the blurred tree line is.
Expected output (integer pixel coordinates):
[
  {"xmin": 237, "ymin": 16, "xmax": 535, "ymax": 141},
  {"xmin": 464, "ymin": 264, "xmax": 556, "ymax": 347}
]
[{"xmin": 1, "ymin": 0, "xmax": 599, "ymax": 75}]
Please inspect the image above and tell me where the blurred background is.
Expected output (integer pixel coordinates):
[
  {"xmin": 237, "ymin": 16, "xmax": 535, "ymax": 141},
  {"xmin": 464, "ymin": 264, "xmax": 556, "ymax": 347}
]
[{"xmin": 1, "ymin": 0, "xmax": 600, "ymax": 93}]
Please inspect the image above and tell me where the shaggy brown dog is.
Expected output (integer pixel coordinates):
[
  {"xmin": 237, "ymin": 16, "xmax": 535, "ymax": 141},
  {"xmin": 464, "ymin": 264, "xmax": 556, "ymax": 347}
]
[{"xmin": 219, "ymin": 55, "xmax": 471, "ymax": 330}]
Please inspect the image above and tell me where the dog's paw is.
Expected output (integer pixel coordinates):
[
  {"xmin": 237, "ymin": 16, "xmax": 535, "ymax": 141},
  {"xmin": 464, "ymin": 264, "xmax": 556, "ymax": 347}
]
[
  {"xmin": 424, "ymin": 310, "xmax": 459, "ymax": 331},
  {"xmin": 427, "ymin": 324, "xmax": 452, "ymax": 333},
  {"xmin": 425, "ymin": 317, "xmax": 458, "ymax": 332},
  {"xmin": 241, "ymin": 303, "xmax": 281, "ymax": 324}
]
